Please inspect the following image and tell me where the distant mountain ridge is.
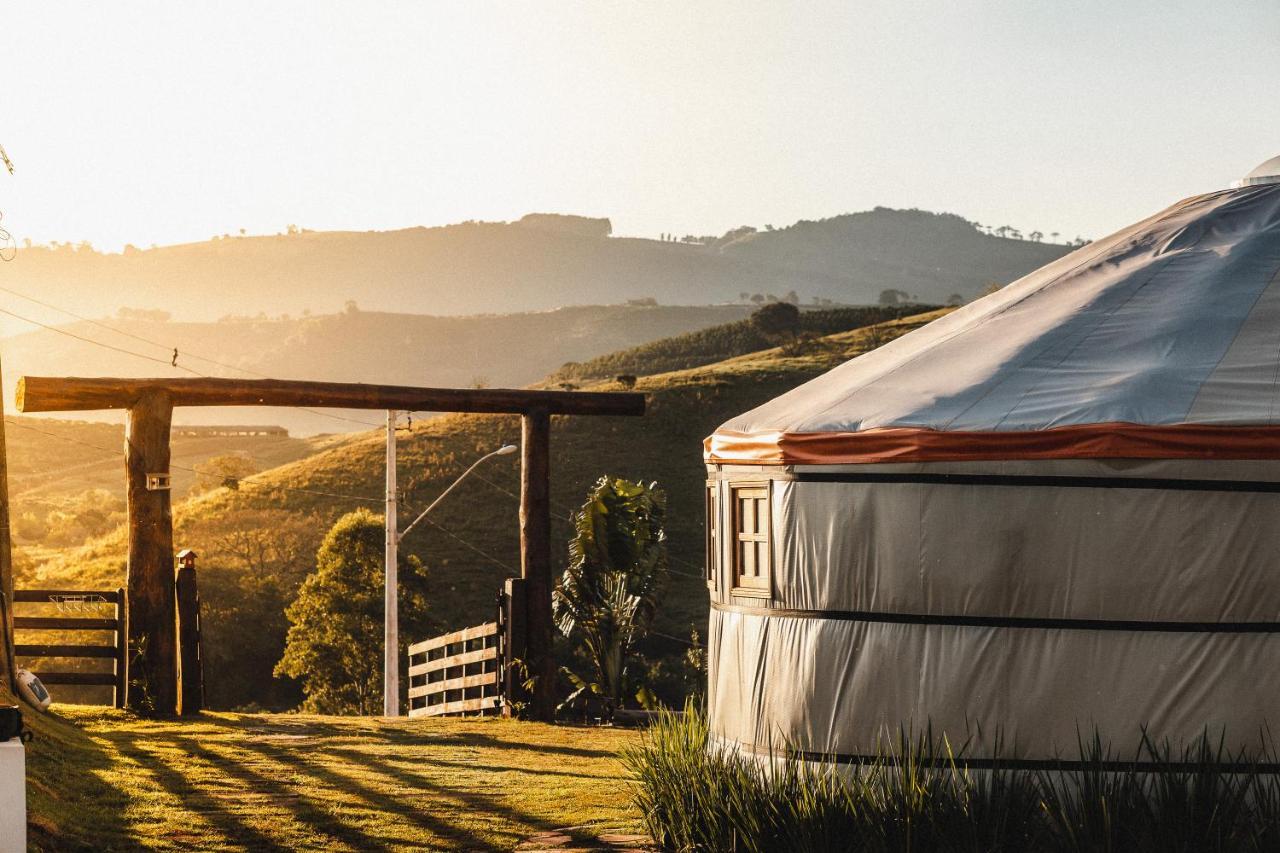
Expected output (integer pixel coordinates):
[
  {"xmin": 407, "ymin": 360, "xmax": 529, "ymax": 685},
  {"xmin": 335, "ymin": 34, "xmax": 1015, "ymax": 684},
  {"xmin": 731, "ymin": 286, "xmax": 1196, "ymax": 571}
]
[{"xmin": 5, "ymin": 207, "xmax": 1070, "ymax": 322}]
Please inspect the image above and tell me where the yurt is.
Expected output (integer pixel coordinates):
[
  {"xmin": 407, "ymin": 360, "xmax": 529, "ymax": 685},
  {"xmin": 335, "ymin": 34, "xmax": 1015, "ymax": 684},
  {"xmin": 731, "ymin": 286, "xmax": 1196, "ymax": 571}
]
[{"xmin": 703, "ymin": 155, "xmax": 1280, "ymax": 766}]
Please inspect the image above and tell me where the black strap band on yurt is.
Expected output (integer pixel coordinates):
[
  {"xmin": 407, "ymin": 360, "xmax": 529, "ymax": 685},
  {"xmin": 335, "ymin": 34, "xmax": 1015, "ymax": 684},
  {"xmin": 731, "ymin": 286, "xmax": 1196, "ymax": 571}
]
[
  {"xmin": 788, "ymin": 472, "xmax": 1280, "ymax": 493},
  {"xmin": 723, "ymin": 739, "xmax": 1280, "ymax": 774},
  {"xmin": 711, "ymin": 602, "xmax": 1280, "ymax": 633}
]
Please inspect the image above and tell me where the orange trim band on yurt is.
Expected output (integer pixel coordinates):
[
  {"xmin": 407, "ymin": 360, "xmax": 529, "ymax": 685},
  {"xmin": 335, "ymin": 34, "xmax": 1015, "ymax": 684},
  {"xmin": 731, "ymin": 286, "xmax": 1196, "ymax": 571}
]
[{"xmin": 704, "ymin": 423, "xmax": 1280, "ymax": 465}]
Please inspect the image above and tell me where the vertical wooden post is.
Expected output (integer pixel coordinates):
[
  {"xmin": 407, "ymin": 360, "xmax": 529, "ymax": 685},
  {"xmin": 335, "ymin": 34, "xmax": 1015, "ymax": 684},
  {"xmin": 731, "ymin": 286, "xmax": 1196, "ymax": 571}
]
[
  {"xmin": 125, "ymin": 390, "xmax": 177, "ymax": 714},
  {"xmin": 175, "ymin": 553, "xmax": 203, "ymax": 715},
  {"xmin": 0, "ymin": 358, "xmax": 15, "ymax": 692},
  {"xmin": 520, "ymin": 408, "xmax": 555, "ymax": 721},
  {"xmin": 501, "ymin": 577, "xmax": 527, "ymax": 717},
  {"xmin": 113, "ymin": 587, "xmax": 127, "ymax": 709}
]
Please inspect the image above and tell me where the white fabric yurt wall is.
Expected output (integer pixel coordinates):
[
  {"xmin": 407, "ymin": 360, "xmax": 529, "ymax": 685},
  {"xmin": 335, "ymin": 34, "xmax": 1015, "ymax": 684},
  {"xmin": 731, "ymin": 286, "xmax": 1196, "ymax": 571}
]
[{"xmin": 704, "ymin": 158, "xmax": 1280, "ymax": 765}]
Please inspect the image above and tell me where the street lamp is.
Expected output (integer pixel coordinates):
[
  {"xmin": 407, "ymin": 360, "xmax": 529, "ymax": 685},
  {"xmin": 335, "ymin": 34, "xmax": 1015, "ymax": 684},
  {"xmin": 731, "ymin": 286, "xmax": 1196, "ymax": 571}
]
[{"xmin": 384, "ymin": 419, "xmax": 516, "ymax": 717}]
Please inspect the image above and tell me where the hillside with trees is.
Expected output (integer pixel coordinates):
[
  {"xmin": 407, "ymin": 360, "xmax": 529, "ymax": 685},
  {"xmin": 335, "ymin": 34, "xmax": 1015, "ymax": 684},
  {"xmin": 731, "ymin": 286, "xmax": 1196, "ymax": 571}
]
[
  {"xmin": 550, "ymin": 303, "xmax": 939, "ymax": 382},
  {"xmin": 3, "ymin": 207, "xmax": 1071, "ymax": 323}
]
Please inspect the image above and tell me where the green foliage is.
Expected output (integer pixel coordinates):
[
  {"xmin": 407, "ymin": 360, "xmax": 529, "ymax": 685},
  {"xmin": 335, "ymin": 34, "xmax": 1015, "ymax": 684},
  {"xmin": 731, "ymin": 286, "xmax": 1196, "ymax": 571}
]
[
  {"xmin": 12, "ymin": 489, "xmax": 126, "ymax": 548},
  {"xmin": 749, "ymin": 301, "xmax": 801, "ymax": 342},
  {"xmin": 274, "ymin": 509, "xmax": 428, "ymax": 714},
  {"xmin": 189, "ymin": 453, "xmax": 259, "ymax": 495},
  {"xmin": 627, "ymin": 708, "xmax": 1280, "ymax": 852},
  {"xmin": 554, "ymin": 477, "xmax": 668, "ymax": 718}
]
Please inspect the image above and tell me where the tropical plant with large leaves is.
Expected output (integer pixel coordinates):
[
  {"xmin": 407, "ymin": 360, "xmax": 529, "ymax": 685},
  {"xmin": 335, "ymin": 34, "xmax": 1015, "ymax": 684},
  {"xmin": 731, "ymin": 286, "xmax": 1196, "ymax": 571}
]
[{"xmin": 554, "ymin": 476, "xmax": 668, "ymax": 718}]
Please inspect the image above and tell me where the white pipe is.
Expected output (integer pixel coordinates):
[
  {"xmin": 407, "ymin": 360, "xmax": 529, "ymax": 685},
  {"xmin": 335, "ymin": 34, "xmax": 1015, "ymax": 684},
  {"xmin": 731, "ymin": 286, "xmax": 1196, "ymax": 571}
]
[{"xmin": 384, "ymin": 410, "xmax": 399, "ymax": 717}]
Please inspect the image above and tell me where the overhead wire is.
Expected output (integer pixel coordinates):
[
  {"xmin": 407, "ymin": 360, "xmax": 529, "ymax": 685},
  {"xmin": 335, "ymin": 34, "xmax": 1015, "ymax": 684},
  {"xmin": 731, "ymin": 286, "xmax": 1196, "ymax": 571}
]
[
  {"xmin": 466, "ymin": 469, "xmax": 707, "ymax": 581},
  {"xmin": 0, "ymin": 284, "xmax": 383, "ymax": 429}
]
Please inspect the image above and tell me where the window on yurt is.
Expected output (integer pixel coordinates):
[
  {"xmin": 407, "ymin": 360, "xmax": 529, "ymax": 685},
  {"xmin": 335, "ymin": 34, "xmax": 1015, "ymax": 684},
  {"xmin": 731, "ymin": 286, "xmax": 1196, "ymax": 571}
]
[
  {"xmin": 705, "ymin": 480, "xmax": 719, "ymax": 590},
  {"xmin": 730, "ymin": 481, "xmax": 771, "ymax": 598}
]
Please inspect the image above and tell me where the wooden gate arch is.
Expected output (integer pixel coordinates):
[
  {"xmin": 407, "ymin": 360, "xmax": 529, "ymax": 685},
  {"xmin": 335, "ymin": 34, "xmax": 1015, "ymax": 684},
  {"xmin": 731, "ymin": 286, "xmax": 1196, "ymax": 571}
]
[{"xmin": 16, "ymin": 376, "xmax": 644, "ymax": 719}]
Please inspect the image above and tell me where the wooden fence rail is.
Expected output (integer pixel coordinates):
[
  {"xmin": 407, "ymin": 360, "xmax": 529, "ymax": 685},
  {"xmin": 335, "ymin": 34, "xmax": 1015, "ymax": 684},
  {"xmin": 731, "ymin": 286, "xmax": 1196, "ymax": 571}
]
[
  {"xmin": 12, "ymin": 588, "xmax": 127, "ymax": 707},
  {"xmin": 406, "ymin": 578, "xmax": 526, "ymax": 718},
  {"xmin": 407, "ymin": 621, "xmax": 502, "ymax": 717}
]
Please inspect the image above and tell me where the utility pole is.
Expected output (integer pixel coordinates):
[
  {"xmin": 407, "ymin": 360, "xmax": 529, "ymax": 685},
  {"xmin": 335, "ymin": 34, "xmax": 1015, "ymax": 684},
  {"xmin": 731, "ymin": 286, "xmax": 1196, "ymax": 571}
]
[{"xmin": 384, "ymin": 410, "xmax": 398, "ymax": 717}]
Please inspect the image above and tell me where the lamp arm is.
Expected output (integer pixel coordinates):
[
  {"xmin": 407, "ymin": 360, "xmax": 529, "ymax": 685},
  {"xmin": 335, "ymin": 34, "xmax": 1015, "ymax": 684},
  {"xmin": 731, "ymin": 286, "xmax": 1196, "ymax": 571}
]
[{"xmin": 398, "ymin": 447, "xmax": 510, "ymax": 542}]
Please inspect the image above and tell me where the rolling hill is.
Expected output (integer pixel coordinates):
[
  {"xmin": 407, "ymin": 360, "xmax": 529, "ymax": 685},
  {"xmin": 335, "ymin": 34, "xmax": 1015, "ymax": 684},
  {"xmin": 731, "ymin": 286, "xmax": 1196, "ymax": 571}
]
[
  {"xmin": 3, "ymin": 207, "xmax": 1068, "ymax": 324},
  {"xmin": 20, "ymin": 307, "xmax": 953, "ymax": 710}
]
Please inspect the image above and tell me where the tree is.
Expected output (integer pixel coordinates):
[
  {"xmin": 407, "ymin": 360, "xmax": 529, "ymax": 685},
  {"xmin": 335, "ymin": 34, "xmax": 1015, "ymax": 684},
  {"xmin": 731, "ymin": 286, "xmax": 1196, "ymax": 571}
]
[
  {"xmin": 879, "ymin": 288, "xmax": 909, "ymax": 306},
  {"xmin": 615, "ymin": 374, "xmax": 637, "ymax": 390},
  {"xmin": 750, "ymin": 301, "xmax": 801, "ymax": 345},
  {"xmin": 554, "ymin": 477, "xmax": 667, "ymax": 718},
  {"xmin": 275, "ymin": 509, "xmax": 427, "ymax": 714},
  {"xmin": 1029, "ymin": 230, "xmax": 1043, "ymax": 242},
  {"xmin": 189, "ymin": 454, "xmax": 259, "ymax": 495},
  {"xmin": 749, "ymin": 293, "xmax": 765, "ymax": 304}
]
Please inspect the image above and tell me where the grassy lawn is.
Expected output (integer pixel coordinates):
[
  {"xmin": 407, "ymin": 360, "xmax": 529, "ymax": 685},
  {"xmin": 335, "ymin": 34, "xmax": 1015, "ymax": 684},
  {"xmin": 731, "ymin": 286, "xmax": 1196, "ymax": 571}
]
[{"xmin": 25, "ymin": 705, "xmax": 643, "ymax": 852}]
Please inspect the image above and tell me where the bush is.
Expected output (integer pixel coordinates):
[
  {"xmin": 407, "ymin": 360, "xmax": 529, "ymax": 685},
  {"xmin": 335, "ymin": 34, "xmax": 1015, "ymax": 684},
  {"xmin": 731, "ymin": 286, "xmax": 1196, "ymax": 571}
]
[{"xmin": 625, "ymin": 707, "xmax": 1280, "ymax": 852}]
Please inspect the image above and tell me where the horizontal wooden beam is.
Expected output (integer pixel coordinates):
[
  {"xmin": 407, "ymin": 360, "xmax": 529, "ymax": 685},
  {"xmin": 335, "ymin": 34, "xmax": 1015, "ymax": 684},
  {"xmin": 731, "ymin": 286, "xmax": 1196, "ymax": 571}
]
[
  {"xmin": 15, "ymin": 644, "xmax": 119, "ymax": 659},
  {"xmin": 407, "ymin": 622, "xmax": 498, "ymax": 656},
  {"xmin": 31, "ymin": 671, "xmax": 118, "ymax": 686},
  {"xmin": 14, "ymin": 589, "xmax": 121, "ymax": 603},
  {"xmin": 14, "ymin": 616, "xmax": 119, "ymax": 631},
  {"xmin": 408, "ymin": 695, "xmax": 502, "ymax": 718},
  {"xmin": 17, "ymin": 376, "xmax": 646, "ymax": 417}
]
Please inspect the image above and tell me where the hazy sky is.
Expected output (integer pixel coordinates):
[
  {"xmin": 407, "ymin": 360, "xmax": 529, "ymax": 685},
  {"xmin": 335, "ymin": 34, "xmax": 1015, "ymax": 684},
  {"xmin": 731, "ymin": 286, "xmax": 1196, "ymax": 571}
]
[{"xmin": 1, "ymin": 1, "xmax": 1277, "ymax": 251}]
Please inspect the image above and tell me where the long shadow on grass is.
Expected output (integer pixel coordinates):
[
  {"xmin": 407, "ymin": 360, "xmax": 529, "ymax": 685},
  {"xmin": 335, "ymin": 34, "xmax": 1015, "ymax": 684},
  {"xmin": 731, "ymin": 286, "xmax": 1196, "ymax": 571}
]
[
  {"xmin": 197, "ymin": 713, "xmax": 618, "ymax": 759},
  {"xmin": 232, "ymin": 737, "xmax": 503, "ymax": 852},
  {"xmin": 323, "ymin": 746, "xmax": 568, "ymax": 843},
  {"xmin": 384, "ymin": 753, "xmax": 608, "ymax": 782},
  {"xmin": 111, "ymin": 737, "xmax": 289, "ymax": 853},
  {"xmin": 24, "ymin": 710, "xmax": 139, "ymax": 852},
  {"xmin": 169, "ymin": 735, "xmax": 395, "ymax": 853}
]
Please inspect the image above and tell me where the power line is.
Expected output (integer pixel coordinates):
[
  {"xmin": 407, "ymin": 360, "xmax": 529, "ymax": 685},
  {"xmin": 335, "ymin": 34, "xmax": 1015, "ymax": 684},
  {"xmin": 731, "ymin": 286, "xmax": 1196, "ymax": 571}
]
[
  {"xmin": 0, "ymin": 305, "xmax": 204, "ymax": 374},
  {"xmin": 650, "ymin": 629, "xmax": 706, "ymax": 648},
  {"xmin": 421, "ymin": 517, "xmax": 520, "ymax": 576},
  {"xmin": 0, "ymin": 286, "xmax": 383, "ymax": 429},
  {"xmin": 467, "ymin": 470, "xmax": 707, "ymax": 581}
]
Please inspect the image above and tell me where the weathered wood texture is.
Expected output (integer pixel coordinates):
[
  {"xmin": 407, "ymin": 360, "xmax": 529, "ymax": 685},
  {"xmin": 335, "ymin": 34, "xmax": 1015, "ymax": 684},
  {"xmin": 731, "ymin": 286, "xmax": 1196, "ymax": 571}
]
[
  {"xmin": 175, "ymin": 562, "xmax": 203, "ymax": 716},
  {"xmin": 13, "ymin": 589, "xmax": 122, "ymax": 602},
  {"xmin": 126, "ymin": 390, "xmax": 178, "ymax": 713},
  {"xmin": 501, "ymin": 578, "xmax": 527, "ymax": 718},
  {"xmin": 18, "ymin": 376, "xmax": 645, "ymax": 417},
  {"xmin": 0, "ymin": 358, "xmax": 14, "ymax": 693},
  {"xmin": 520, "ymin": 409, "xmax": 555, "ymax": 722},
  {"xmin": 11, "ymin": 586, "xmax": 127, "ymax": 707},
  {"xmin": 407, "ymin": 621, "xmax": 501, "ymax": 718}
]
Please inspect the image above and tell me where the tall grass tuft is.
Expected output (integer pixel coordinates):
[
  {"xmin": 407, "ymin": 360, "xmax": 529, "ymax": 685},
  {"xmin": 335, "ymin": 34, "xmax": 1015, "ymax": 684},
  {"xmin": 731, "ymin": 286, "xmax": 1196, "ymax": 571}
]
[{"xmin": 623, "ymin": 705, "xmax": 1280, "ymax": 852}]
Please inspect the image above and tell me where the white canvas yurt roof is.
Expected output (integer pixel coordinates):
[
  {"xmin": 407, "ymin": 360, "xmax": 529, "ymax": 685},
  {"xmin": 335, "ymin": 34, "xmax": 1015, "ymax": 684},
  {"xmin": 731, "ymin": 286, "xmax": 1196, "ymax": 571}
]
[{"xmin": 708, "ymin": 162, "xmax": 1280, "ymax": 465}]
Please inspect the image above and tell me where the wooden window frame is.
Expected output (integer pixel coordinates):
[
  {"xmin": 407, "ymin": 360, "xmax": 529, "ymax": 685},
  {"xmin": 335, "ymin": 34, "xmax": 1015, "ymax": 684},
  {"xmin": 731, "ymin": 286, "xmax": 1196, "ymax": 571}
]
[
  {"xmin": 705, "ymin": 480, "xmax": 719, "ymax": 590},
  {"xmin": 729, "ymin": 480, "xmax": 772, "ymax": 599}
]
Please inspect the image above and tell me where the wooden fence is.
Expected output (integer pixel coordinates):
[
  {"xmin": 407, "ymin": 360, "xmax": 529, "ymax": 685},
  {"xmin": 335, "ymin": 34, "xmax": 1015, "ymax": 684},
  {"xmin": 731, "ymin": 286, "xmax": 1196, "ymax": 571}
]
[
  {"xmin": 407, "ymin": 579, "xmax": 525, "ymax": 718},
  {"xmin": 12, "ymin": 588, "xmax": 127, "ymax": 707}
]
